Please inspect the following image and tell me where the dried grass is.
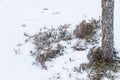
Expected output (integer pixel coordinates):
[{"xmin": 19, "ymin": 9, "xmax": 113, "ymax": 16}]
[
  {"xmin": 31, "ymin": 24, "xmax": 72, "ymax": 69},
  {"xmin": 74, "ymin": 19, "xmax": 101, "ymax": 42}
]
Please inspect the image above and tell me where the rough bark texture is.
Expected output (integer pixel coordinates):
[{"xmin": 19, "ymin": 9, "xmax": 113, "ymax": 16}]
[{"xmin": 102, "ymin": 0, "xmax": 114, "ymax": 61}]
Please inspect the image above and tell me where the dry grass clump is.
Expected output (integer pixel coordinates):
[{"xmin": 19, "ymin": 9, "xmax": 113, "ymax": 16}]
[
  {"xmin": 75, "ymin": 47, "xmax": 120, "ymax": 80},
  {"xmin": 88, "ymin": 58, "xmax": 120, "ymax": 80},
  {"xmin": 74, "ymin": 19, "xmax": 101, "ymax": 42},
  {"xmin": 36, "ymin": 44, "xmax": 64, "ymax": 69},
  {"xmin": 87, "ymin": 47, "xmax": 120, "ymax": 80},
  {"xmin": 87, "ymin": 47, "xmax": 103, "ymax": 65},
  {"xmin": 31, "ymin": 24, "xmax": 72, "ymax": 68}
]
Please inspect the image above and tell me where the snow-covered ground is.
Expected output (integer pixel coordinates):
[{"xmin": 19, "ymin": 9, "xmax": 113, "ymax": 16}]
[{"xmin": 0, "ymin": 0, "xmax": 120, "ymax": 80}]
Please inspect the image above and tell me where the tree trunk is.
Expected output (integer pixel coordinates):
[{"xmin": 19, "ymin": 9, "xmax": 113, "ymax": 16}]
[{"xmin": 102, "ymin": 0, "xmax": 114, "ymax": 61}]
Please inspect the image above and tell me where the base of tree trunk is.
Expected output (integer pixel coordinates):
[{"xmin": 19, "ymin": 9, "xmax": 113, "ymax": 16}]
[{"xmin": 85, "ymin": 47, "xmax": 120, "ymax": 80}]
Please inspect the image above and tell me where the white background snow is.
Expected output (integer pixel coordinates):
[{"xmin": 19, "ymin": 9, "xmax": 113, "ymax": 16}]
[{"xmin": 0, "ymin": 0, "xmax": 120, "ymax": 80}]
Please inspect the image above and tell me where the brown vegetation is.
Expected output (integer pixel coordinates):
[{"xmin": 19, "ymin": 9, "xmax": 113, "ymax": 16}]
[{"xmin": 74, "ymin": 19, "xmax": 101, "ymax": 42}]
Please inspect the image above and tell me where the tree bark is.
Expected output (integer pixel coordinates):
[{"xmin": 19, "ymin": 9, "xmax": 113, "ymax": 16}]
[{"xmin": 102, "ymin": 0, "xmax": 114, "ymax": 61}]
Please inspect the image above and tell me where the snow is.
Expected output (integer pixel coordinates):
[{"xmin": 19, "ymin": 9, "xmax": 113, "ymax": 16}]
[{"xmin": 0, "ymin": 0, "xmax": 120, "ymax": 80}]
